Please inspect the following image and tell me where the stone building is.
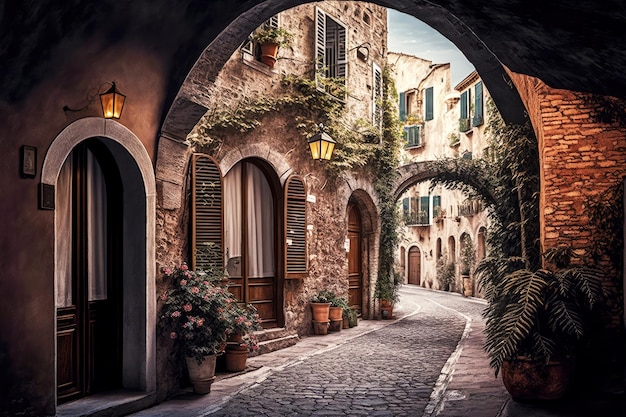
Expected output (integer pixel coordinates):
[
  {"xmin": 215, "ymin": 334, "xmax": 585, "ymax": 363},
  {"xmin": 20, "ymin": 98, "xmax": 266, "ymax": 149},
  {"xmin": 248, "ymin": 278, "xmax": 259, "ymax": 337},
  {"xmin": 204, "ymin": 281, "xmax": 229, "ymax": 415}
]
[
  {"xmin": 389, "ymin": 53, "xmax": 490, "ymax": 296},
  {"xmin": 1, "ymin": 1, "xmax": 625, "ymax": 416}
]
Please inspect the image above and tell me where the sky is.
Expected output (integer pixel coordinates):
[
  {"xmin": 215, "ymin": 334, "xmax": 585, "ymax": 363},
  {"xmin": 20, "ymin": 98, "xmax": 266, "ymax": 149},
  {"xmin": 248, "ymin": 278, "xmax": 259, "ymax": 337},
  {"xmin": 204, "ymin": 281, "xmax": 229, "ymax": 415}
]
[{"xmin": 387, "ymin": 9, "xmax": 475, "ymax": 86}]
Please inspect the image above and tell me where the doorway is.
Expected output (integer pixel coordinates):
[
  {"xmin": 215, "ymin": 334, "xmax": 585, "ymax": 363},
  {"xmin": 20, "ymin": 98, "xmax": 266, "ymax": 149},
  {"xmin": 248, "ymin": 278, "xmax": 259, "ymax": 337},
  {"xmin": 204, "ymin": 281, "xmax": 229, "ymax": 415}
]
[
  {"xmin": 224, "ymin": 160, "xmax": 280, "ymax": 327},
  {"xmin": 408, "ymin": 246, "xmax": 421, "ymax": 285},
  {"xmin": 347, "ymin": 204, "xmax": 363, "ymax": 314},
  {"xmin": 55, "ymin": 140, "xmax": 122, "ymax": 403}
]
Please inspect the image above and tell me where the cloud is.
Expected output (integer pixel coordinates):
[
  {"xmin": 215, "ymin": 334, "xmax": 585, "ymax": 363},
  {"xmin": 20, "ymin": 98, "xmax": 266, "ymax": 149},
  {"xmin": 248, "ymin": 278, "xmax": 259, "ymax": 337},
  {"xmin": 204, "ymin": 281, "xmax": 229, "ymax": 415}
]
[{"xmin": 387, "ymin": 9, "xmax": 475, "ymax": 85}]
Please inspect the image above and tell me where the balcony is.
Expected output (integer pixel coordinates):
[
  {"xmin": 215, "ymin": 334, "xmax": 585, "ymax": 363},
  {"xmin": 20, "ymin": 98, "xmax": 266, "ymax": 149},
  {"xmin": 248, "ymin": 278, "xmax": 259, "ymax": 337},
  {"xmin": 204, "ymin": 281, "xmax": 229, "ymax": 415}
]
[
  {"xmin": 458, "ymin": 200, "xmax": 483, "ymax": 217},
  {"xmin": 404, "ymin": 210, "xmax": 430, "ymax": 226},
  {"xmin": 472, "ymin": 115, "xmax": 484, "ymax": 127},
  {"xmin": 459, "ymin": 118, "xmax": 471, "ymax": 132}
]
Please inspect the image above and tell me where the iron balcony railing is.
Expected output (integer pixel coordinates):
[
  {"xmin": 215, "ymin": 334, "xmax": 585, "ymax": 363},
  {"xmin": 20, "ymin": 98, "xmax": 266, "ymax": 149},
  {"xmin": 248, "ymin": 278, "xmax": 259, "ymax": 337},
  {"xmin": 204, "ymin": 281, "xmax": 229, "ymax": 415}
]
[
  {"xmin": 459, "ymin": 118, "xmax": 471, "ymax": 132},
  {"xmin": 403, "ymin": 210, "xmax": 430, "ymax": 226},
  {"xmin": 458, "ymin": 200, "xmax": 483, "ymax": 217}
]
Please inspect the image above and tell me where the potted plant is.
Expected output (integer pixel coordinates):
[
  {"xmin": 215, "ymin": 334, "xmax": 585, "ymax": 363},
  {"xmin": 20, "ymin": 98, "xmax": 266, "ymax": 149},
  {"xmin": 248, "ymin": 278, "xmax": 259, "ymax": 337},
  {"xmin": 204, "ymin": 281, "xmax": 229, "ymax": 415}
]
[
  {"xmin": 250, "ymin": 26, "xmax": 294, "ymax": 68},
  {"xmin": 309, "ymin": 290, "xmax": 335, "ymax": 334},
  {"xmin": 158, "ymin": 262, "xmax": 231, "ymax": 394},
  {"xmin": 374, "ymin": 272, "xmax": 401, "ymax": 319},
  {"xmin": 328, "ymin": 295, "xmax": 349, "ymax": 332},
  {"xmin": 477, "ymin": 246, "xmax": 604, "ymax": 401},
  {"xmin": 223, "ymin": 302, "xmax": 263, "ymax": 372},
  {"xmin": 460, "ymin": 234, "xmax": 476, "ymax": 297}
]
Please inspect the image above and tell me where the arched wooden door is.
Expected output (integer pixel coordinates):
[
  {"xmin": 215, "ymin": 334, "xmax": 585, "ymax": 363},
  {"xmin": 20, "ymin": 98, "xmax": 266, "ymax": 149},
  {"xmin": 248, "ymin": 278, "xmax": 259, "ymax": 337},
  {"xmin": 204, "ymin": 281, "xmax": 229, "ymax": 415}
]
[
  {"xmin": 56, "ymin": 140, "xmax": 122, "ymax": 403},
  {"xmin": 347, "ymin": 204, "xmax": 362, "ymax": 314},
  {"xmin": 408, "ymin": 246, "xmax": 421, "ymax": 285}
]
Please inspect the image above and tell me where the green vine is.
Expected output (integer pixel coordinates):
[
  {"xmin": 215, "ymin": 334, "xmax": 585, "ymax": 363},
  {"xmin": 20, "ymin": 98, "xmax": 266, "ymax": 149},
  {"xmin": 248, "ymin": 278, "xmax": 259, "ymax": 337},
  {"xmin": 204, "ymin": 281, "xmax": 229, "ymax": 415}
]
[
  {"xmin": 373, "ymin": 66, "xmax": 404, "ymax": 300},
  {"xmin": 188, "ymin": 71, "xmax": 379, "ymax": 175}
]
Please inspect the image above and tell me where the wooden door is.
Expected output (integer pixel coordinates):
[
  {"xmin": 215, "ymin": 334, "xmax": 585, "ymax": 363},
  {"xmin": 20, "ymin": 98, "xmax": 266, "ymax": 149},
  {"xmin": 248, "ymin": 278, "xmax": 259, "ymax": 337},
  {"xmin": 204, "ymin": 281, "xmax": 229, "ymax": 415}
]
[
  {"xmin": 347, "ymin": 205, "xmax": 362, "ymax": 313},
  {"xmin": 56, "ymin": 141, "xmax": 122, "ymax": 403},
  {"xmin": 224, "ymin": 161, "xmax": 278, "ymax": 327},
  {"xmin": 408, "ymin": 246, "xmax": 421, "ymax": 285}
]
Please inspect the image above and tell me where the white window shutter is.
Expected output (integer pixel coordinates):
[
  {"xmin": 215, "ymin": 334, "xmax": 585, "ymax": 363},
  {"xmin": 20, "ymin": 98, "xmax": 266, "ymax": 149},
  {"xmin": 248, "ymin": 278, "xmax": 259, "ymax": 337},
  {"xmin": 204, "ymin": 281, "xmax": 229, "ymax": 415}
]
[{"xmin": 315, "ymin": 7, "xmax": 327, "ymax": 92}]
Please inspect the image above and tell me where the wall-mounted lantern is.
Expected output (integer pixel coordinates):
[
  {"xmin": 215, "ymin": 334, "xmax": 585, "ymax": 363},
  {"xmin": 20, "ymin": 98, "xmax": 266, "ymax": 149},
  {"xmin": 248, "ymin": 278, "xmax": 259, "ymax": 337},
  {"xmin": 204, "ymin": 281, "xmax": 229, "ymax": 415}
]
[
  {"xmin": 99, "ymin": 82, "xmax": 126, "ymax": 119},
  {"xmin": 63, "ymin": 81, "xmax": 126, "ymax": 119},
  {"xmin": 308, "ymin": 125, "xmax": 336, "ymax": 161}
]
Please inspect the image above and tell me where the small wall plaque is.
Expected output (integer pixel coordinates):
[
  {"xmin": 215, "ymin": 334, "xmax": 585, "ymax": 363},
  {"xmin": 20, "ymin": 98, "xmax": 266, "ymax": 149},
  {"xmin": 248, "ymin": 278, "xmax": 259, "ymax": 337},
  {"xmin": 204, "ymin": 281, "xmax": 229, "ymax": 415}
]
[
  {"xmin": 20, "ymin": 145, "xmax": 37, "ymax": 178},
  {"xmin": 39, "ymin": 183, "xmax": 55, "ymax": 210}
]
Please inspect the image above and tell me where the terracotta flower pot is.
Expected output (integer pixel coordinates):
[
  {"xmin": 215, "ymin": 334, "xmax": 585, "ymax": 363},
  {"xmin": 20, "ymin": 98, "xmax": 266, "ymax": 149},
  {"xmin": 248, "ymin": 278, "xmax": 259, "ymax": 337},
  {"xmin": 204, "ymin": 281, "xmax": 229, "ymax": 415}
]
[
  {"xmin": 225, "ymin": 347, "xmax": 249, "ymax": 372},
  {"xmin": 502, "ymin": 356, "xmax": 575, "ymax": 401},
  {"xmin": 259, "ymin": 42, "xmax": 279, "ymax": 68},
  {"xmin": 329, "ymin": 306, "xmax": 343, "ymax": 321},
  {"xmin": 185, "ymin": 354, "xmax": 217, "ymax": 394},
  {"xmin": 310, "ymin": 302, "xmax": 331, "ymax": 322}
]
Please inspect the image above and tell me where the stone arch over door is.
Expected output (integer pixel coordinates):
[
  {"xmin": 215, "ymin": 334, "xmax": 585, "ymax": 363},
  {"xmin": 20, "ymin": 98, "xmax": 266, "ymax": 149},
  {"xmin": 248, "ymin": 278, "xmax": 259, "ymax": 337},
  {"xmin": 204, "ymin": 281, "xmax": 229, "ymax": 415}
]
[
  {"xmin": 41, "ymin": 118, "xmax": 157, "ymax": 403},
  {"xmin": 347, "ymin": 190, "xmax": 378, "ymax": 319}
]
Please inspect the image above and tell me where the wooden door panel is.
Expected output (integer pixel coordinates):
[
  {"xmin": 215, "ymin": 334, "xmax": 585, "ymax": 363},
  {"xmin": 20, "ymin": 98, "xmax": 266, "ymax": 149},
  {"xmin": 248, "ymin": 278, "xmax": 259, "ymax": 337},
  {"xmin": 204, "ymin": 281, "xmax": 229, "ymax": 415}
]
[
  {"xmin": 347, "ymin": 205, "xmax": 362, "ymax": 314},
  {"xmin": 57, "ymin": 307, "xmax": 80, "ymax": 401},
  {"xmin": 408, "ymin": 248, "xmax": 421, "ymax": 285}
]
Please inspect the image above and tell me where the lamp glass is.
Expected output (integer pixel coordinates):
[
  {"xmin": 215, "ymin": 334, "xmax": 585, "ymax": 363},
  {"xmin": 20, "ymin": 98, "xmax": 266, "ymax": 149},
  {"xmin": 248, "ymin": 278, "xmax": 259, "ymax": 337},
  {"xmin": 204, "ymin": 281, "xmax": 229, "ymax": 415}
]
[
  {"xmin": 100, "ymin": 82, "xmax": 126, "ymax": 119},
  {"xmin": 308, "ymin": 131, "xmax": 336, "ymax": 160}
]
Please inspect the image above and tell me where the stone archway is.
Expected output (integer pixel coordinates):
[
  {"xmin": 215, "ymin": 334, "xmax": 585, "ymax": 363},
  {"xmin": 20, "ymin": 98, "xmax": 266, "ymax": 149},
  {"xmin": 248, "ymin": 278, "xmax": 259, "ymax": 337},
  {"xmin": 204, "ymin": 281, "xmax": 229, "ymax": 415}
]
[
  {"xmin": 347, "ymin": 189, "xmax": 379, "ymax": 319},
  {"xmin": 41, "ymin": 117, "xmax": 157, "ymax": 404},
  {"xmin": 158, "ymin": 1, "xmax": 529, "ymax": 155}
]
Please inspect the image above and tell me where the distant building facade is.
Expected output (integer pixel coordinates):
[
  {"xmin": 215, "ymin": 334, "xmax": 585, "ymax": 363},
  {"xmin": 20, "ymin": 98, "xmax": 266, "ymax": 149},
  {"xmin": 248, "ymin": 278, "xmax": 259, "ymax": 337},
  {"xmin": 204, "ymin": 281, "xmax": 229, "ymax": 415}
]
[{"xmin": 389, "ymin": 52, "xmax": 491, "ymax": 296}]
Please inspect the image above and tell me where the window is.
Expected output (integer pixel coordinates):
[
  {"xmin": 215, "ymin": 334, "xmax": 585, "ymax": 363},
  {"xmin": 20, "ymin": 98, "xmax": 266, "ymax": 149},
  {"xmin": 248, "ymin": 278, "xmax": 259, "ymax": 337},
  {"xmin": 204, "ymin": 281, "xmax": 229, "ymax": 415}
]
[
  {"xmin": 433, "ymin": 195, "xmax": 442, "ymax": 217},
  {"xmin": 424, "ymin": 86, "xmax": 434, "ymax": 121},
  {"xmin": 473, "ymin": 81, "xmax": 484, "ymax": 127},
  {"xmin": 241, "ymin": 15, "xmax": 279, "ymax": 60},
  {"xmin": 315, "ymin": 7, "xmax": 347, "ymax": 99},
  {"xmin": 402, "ymin": 195, "xmax": 431, "ymax": 226},
  {"xmin": 404, "ymin": 125, "xmax": 422, "ymax": 148},
  {"xmin": 284, "ymin": 176, "xmax": 308, "ymax": 278},
  {"xmin": 373, "ymin": 63, "xmax": 383, "ymax": 131}
]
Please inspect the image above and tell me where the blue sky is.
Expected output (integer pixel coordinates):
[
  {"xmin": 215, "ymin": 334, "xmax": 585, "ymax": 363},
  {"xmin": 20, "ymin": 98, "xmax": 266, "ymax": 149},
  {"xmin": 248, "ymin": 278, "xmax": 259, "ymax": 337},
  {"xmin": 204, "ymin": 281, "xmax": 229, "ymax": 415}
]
[{"xmin": 387, "ymin": 9, "xmax": 475, "ymax": 86}]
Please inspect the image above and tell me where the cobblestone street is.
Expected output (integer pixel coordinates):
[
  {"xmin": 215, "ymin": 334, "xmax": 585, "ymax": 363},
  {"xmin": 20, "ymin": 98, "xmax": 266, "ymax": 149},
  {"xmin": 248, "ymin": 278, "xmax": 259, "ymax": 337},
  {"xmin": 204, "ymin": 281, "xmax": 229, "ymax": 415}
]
[
  {"xmin": 209, "ymin": 288, "xmax": 468, "ymax": 416},
  {"xmin": 127, "ymin": 286, "xmax": 510, "ymax": 417}
]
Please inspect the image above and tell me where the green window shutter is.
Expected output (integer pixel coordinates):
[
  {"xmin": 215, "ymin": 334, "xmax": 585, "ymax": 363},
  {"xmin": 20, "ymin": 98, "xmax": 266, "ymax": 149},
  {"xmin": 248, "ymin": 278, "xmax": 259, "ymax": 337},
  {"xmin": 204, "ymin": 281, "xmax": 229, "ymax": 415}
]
[
  {"xmin": 399, "ymin": 91, "xmax": 406, "ymax": 121},
  {"xmin": 424, "ymin": 87, "xmax": 434, "ymax": 121},
  {"xmin": 473, "ymin": 81, "xmax": 484, "ymax": 127},
  {"xmin": 284, "ymin": 176, "xmax": 308, "ymax": 278},
  {"xmin": 191, "ymin": 154, "xmax": 224, "ymax": 271},
  {"xmin": 420, "ymin": 196, "xmax": 430, "ymax": 217},
  {"xmin": 460, "ymin": 91, "xmax": 468, "ymax": 119}
]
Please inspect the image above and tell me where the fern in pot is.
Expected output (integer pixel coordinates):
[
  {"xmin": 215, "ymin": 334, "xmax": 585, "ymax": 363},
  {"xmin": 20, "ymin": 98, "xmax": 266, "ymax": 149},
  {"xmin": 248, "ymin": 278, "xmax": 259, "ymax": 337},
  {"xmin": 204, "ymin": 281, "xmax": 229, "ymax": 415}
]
[{"xmin": 477, "ymin": 246, "xmax": 604, "ymax": 401}]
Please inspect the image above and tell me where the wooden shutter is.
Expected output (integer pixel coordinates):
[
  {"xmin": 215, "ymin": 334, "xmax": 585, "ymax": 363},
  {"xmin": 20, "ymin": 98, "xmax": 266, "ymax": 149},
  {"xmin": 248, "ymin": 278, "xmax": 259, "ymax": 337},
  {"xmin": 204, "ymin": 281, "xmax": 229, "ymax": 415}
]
[
  {"xmin": 460, "ymin": 91, "xmax": 468, "ymax": 119},
  {"xmin": 424, "ymin": 87, "xmax": 434, "ymax": 121},
  {"xmin": 373, "ymin": 63, "xmax": 383, "ymax": 131},
  {"xmin": 336, "ymin": 23, "xmax": 347, "ymax": 79},
  {"xmin": 315, "ymin": 7, "xmax": 327, "ymax": 92},
  {"xmin": 473, "ymin": 81, "xmax": 484, "ymax": 126},
  {"xmin": 191, "ymin": 154, "xmax": 224, "ymax": 271},
  {"xmin": 284, "ymin": 176, "xmax": 307, "ymax": 278},
  {"xmin": 399, "ymin": 91, "xmax": 406, "ymax": 121}
]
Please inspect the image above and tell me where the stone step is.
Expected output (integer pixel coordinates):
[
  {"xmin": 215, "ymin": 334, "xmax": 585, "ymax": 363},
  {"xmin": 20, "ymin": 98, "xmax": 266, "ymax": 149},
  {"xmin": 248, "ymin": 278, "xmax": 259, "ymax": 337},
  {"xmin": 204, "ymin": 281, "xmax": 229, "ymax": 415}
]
[{"xmin": 250, "ymin": 329, "xmax": 300, "ymax": 357}]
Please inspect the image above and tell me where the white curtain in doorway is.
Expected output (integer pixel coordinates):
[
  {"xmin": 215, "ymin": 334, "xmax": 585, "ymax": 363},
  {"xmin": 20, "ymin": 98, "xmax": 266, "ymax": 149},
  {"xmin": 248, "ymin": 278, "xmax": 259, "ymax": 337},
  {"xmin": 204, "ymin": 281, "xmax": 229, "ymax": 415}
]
[
  {"xmin": 56, "ymin": 156, "xmax": 73, "ymax": 308},
  {"xmin": 246, "ymin": 163, "xmax": 274, "ymax": 278},
  {"xmin": 87, "ymin": 150, "xmax": 107, "ymax": 301}
]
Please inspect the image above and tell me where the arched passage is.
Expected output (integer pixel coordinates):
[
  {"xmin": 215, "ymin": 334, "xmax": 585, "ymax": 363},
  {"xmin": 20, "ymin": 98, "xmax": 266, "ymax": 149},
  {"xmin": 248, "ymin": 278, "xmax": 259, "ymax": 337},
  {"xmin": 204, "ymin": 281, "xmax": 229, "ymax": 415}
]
[
  {"xmin": 41, "ymin": 118, "xmax": 157, "ymax": 400},
  {"xmin": 158, "ymin": 1, "xmax": 529, "ymax": 149}
]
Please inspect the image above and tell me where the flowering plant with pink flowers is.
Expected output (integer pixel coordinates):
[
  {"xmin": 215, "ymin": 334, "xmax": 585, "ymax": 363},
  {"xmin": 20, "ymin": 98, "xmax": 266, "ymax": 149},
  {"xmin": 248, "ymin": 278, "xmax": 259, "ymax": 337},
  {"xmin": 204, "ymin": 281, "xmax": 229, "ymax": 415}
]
[
  {"xmin": 158, "ymin": 263, "xmax": 232, "ymax": 362},
  {"xmin": 224, "ymin": 302, "xmax": 263, "ymax": 351}
]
